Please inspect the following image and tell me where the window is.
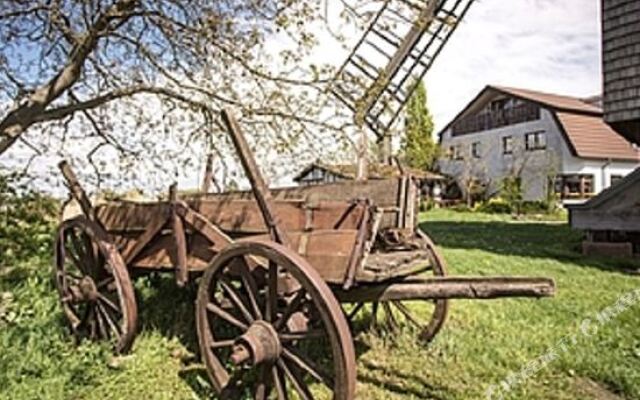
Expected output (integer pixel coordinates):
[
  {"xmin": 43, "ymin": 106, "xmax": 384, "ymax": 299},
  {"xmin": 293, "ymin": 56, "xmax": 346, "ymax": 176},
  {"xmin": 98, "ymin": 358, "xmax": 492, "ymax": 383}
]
[
  {"xmin": 472, "ymin": 142, "xmax": 481, "ymax": 158},
  {"xmin": 453, "ymin": 145, "xmax": 464, "ymax": 160},
  {"xmin": 554, "ymin": 174, "xmax": 595, "ymax": 199},
  {"xmin": 610, "ymin": 175, "xmax": 624, "ymax": 186},
  {"xmin": 502, "ymin": 136, "xmax": 513, "ymax": 155},
  {"xmin": 447, "ymin": 146, "xmax": 455, "ymax": 160},
  {"xmin": 525, "ymin": 131, "xmax": 546, "ymax": 151}
]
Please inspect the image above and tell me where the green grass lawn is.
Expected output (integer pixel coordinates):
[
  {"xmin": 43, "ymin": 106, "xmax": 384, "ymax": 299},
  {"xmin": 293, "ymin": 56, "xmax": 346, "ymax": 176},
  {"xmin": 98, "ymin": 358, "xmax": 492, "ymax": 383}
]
[{"xmin": 2, "ymin": 209, "xmax": 640, "ymax": 399}]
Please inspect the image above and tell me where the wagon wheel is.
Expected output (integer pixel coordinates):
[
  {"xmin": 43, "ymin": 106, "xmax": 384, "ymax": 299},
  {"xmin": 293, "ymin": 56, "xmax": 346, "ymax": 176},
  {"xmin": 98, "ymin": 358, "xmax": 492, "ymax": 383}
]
[
  {"xmin": 54, "ymin": 216, "xmax": 137, "ymax": 353},
  {"xmin": 347, "ymin": 230, "xmax": 449, "ymax": 343},
  {"xmin": 197, "ymin": 240, "xmax": 356, "ymax": 400}
]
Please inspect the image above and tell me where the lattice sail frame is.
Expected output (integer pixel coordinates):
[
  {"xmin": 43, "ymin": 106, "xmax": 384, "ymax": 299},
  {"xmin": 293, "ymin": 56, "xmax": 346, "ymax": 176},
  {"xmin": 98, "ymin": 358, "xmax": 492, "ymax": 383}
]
[{"xmin": 331, "ymin": 0, "xmax": 476, "ymax": 139}]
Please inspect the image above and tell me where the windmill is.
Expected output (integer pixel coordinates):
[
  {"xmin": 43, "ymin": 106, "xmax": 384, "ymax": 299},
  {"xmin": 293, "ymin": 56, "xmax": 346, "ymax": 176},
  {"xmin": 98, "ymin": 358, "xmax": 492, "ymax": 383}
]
[{"xmin": 331, "ymin": 0, "xmax": 476, "ymax": 176}]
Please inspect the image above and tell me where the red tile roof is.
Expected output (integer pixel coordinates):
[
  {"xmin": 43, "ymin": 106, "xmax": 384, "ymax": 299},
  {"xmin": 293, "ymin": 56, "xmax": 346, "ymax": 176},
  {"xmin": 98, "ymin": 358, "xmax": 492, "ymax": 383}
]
[{"xmin": 555, "ymin": 112, "xmax": 640, "ymax": 161}]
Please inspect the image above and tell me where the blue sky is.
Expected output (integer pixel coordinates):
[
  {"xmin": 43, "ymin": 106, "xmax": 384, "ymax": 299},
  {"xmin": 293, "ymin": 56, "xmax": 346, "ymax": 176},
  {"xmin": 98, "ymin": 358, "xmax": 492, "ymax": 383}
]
[{"xmin": 424, "ymin": 0, "xmax": 601, "ymax": 131}]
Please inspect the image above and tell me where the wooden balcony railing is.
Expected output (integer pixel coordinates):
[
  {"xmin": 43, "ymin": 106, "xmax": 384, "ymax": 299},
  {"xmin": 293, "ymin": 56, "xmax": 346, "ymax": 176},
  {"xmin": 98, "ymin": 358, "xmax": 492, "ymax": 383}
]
[{"xmin": 452, "ymin": 103, "xmax": 541, "ymax": 136}]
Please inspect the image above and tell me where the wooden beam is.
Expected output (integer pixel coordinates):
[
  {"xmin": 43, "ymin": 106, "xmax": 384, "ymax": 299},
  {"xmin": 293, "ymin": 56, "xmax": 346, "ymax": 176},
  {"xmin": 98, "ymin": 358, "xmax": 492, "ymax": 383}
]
[
  {"xmin": 59, "ymin": 160, "xmax": 95, "ymax": 221},
  {"xmin": 334, "ymin": 276, "xmax": 556, "ymax": 303}
]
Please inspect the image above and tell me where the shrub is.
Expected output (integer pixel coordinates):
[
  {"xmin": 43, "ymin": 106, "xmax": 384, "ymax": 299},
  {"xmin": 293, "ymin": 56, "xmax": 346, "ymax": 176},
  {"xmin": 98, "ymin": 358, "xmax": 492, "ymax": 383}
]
[
  {"xmin": 0, "ymin": 173, "xmax": 58, "ymax": 267},
  {"xmin": 476, "ymin": 198, "xmax": 512, "ymax": 214}
]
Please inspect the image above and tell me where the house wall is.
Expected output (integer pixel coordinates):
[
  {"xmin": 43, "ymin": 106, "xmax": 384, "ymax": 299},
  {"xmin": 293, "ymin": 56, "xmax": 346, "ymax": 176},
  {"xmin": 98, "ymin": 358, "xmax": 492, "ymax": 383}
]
[
  {"xmin": 439, "ymin": 107, "xmax": 639, "ymax": 202},
  {"xmin": 439, "ymin": 108, "xmax": 563, "ymax": 201}
]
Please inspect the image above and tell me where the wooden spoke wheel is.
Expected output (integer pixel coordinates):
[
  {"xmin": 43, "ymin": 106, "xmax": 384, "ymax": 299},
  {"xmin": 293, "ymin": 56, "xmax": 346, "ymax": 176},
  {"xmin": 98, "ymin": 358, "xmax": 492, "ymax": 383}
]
[
  {"xmin": 347, "ymin": 230, "xmax": 449, "ymax": 343},
  {"xmin": 197, "ymin": 240, "xmax": 356, "ymax": 400},
  {"xmin": 54, "ymin": 216, "xmax": 137, "ymax": 353}
]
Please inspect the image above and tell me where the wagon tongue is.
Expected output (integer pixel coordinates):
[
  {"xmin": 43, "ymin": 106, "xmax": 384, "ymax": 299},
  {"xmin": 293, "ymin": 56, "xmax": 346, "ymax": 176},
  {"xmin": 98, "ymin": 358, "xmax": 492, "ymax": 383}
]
[{"xmin": 334, "ymin": 276, "xmax": 556, "ymax": 303}]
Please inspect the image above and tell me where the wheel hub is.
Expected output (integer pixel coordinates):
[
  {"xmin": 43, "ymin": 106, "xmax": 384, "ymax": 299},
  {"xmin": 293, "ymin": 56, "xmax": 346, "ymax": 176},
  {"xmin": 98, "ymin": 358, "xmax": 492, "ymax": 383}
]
[
  {"xmin": 69, "ymin": 276, "xmax": 99, "ymax": 303},
  {"xmin": 230, "ymin": 321, "xmax": 282, "ymax": 366}
]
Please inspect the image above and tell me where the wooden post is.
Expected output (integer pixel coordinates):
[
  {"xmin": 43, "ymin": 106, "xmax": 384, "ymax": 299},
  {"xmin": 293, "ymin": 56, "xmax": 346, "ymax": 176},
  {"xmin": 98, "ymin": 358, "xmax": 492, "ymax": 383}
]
[
  {"xmin": 355, "ymin": 127, "xmax": 369, "ymax": 182},
  {"xmin": 58, "ymin": 161, "xmax": 95, "ymax": 221},
  {"xmin": 378, "ymin": 134, "xmax": 392, "ymax": 165},
  {"xmin": 201, "ymin": 154, "xmax": 214, "ymax": 193},
  {"xmin": 169, "ymin": 183, "xmax": 188, "ymax": 287},
  {"xmin": 221, "ymin": 109, "xmax": 290, "ymax": 248}
]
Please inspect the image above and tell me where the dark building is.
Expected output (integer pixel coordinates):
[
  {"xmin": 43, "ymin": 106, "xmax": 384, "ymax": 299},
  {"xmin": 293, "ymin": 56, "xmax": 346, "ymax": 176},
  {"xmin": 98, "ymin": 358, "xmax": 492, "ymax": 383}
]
[
  {"xmin": 601, "ymin": 0, "xmax": 640, "ymax": 143},
  {"xmin": 569, "ymin": 1, "xmax": 640, "ymax": 257}
]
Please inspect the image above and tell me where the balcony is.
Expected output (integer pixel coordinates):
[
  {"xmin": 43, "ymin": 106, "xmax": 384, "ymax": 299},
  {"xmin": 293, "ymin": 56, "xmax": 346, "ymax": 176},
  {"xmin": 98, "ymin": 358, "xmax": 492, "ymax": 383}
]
[{"xmin": 452, "ymin": 103, "xmax": 541, "ymax": 136}]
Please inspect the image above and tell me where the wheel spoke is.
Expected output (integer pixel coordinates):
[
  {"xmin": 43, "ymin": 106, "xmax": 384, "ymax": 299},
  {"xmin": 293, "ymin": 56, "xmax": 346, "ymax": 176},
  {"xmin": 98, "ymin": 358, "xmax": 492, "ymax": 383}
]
[
  {"xmin": 69, "ymin": 230, "xmax": 92, "ymax": 277},
  {"xmin": 279, "ymin": 329, "xmax": 325, "ymax": 342},
  {"xmin": 272, "ymin": 364, "xmax": 288, "ymax": 400},
  {"xmin": 274, "ymin": 289, "xmax": 306, "ymax": 331},
  {"xmin": 266, "ymin": 261, "xmax": 278, "ymax": 322},
  {"xmin": 87, "ymin": 307, "xmax": 97, "ymax": 339},
  {"xmin": 382, "ymin": 302, "xmax": 398, "ymax": 331},
  {"xmin": 370, "ymin": 302, "xmax": 379, "ymax": 328},
  {"xmin": 210, "ymin": 339, "xmax": 235, "ymax": 349},
  {"xmin": 254, "ymin": 365, "xmax": 270, "ymax": 400},
  {"xmin": 392, "ymin": 301, "xmax": 422, "ymax": 329},
  {"xmin": 97, "ymin": 303, "xmax": 122, "ymax": 338},
  {"xmin": 65, "ymin": 243, "xmax": 86, "ymax": 276},
  {"xmin": 231, "ymin": 257, "xmax": 263, "ymax": 320},
  {"xmin": 282, "ymin": 346, "xmax": 334, "ymax": 388},
  {"xmin": 346, "ymin": 302, "xmax": 364, "ymax": 321},
  {"xmin": 219, "ymin": 276, "xmax": 254, "ymax": 324},
  {"xmin": 206, "ymin": 302, "xmax": 249, "ymax": 331},
  {"xmin": 96, "ymin": 276, "xmax": 115, "ymax": 291},
  {"xmin": 94, "ymin": 305, "xmax": 109, "ymax": 339},
  {"xmin": 97, "ymin": 292, "xmax": 122, "ymax": 316},
  {"xmin": 278, "ymin": 359, "xmax": 314, "ymax": 400}
]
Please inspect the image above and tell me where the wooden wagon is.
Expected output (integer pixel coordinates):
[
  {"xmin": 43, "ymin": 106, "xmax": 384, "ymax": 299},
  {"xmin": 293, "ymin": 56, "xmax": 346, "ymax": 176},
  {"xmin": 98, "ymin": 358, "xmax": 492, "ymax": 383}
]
[{"xmin": 54, "ymin": 109, "xmax": 555, "ymax": 399}]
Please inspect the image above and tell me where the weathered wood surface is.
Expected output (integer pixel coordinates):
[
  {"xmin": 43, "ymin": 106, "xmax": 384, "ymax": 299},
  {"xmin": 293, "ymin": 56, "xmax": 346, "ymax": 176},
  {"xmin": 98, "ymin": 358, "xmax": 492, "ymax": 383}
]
[
  {"xmin": 96, "ymin": 199, "xmax": 366, "ymax": 235},
  {"xmin": 186, "ymin": 178, "xmax": 410, "ymax": 229},
  {"xmin": 59, "ymin": 161, "xmax": 96, "ymax": 222},
  {"xmin": 334, "ymin": 276, "xmax": 556, "ymax": 302},
  {"xmin": 569, "ymin": 167, "xmax": 640, "ymax": 231},
  {"xmin": 602, "ymin": 0, "xmax": 640, "ymax": 126}
]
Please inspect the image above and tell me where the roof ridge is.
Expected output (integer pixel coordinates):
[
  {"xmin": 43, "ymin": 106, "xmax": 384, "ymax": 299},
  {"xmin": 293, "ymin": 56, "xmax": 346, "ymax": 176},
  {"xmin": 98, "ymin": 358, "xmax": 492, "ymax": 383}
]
[{"xmin": 489, "ymin": 85, "xmax": 602, "ymax": 114}]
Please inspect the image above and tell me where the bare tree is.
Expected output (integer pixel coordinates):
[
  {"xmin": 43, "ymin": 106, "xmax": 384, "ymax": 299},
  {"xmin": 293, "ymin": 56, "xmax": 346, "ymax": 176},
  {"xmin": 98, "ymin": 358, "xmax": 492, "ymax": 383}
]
[{"xmin": 0, "ymin": 0, "xmax": 377, "ymax": 190}]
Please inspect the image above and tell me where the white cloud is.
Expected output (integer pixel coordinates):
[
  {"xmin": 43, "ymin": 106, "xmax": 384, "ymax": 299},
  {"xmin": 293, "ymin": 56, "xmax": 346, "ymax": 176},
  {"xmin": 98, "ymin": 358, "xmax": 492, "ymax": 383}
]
[{"xmin": 425, "ymin": 0, "xmax": 601, "ymax": 132}]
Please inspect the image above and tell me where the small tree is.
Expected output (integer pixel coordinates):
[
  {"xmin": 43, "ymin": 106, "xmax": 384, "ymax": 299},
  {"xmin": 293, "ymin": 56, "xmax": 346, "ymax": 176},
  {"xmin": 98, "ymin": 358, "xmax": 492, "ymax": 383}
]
[
  {"xmin": 401, "ymin": 80, "xmax": 438, "ymax": 170},
  {"xmin": 500, "ymin": 175, "xmax": 523, "ymax": 214}
]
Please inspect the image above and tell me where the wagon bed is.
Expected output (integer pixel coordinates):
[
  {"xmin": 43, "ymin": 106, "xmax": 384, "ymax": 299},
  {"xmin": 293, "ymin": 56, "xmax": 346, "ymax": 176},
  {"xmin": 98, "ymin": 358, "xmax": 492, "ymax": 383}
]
[{"xmin": 53, "ymin": 109, "xmax": 555, "ymax": 400}]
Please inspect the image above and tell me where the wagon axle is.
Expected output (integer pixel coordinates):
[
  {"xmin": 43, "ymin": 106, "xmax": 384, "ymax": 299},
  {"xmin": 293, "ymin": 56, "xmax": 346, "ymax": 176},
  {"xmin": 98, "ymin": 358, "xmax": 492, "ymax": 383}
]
[{"xmin": 230, "ymin": 321, "xmax": 283, "ymax": 366}]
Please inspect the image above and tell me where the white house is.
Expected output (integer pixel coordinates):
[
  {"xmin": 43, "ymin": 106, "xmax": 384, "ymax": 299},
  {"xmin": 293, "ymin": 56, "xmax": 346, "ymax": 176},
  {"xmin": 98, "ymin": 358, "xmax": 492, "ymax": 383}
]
[{"xmin": 438, "ymin": 86, "xmax": 640, "ymax": 203}]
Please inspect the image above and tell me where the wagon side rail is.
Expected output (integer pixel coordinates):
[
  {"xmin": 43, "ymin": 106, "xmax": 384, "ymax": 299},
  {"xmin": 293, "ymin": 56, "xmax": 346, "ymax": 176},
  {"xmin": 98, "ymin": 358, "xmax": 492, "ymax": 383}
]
[{"xmin": 57, "ymin": 161, "xmax": 237, "ymax": 286}]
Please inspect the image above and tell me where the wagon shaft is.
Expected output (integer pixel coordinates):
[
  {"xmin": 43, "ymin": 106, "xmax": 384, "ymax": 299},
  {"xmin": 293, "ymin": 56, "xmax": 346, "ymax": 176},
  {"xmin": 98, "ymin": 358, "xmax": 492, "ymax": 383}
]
[{"xmin": 334, "ymin": 276, "xmax": 555, "ymax": 303}]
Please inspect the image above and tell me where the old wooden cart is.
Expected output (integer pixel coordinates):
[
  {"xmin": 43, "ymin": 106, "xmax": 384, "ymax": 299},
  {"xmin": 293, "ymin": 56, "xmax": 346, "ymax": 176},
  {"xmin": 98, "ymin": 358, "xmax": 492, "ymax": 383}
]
[{"xmin": 54, "ymin": 110, "xmax": 555, "ymax": 399}]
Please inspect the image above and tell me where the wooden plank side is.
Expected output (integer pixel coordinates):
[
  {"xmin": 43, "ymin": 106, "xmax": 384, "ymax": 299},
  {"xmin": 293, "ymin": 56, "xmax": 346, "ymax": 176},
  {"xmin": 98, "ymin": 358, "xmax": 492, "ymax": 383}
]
[{"xmin": 239, "ymin": 230, "xmax": 359, "ymax": 284}]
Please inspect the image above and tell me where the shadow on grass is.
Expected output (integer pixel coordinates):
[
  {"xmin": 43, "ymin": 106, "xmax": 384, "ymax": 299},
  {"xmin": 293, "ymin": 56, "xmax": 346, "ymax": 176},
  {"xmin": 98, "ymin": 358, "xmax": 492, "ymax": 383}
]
[
  {"xmin": 136, "ymin": 273, "xmax": 200, "ymax": 354},
  {"xmin": 419, "ymin": 219, "xmax": 640, "ymax": 274},
  {"xmin": 359, "ymin": 360, "xmax": 448, "ymax": 400}
]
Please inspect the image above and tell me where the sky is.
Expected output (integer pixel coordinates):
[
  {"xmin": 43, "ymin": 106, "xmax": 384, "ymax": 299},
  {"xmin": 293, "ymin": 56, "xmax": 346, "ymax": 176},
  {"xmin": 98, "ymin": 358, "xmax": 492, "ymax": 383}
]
[
  {"xmin": 1, "ymin": 0, "xmax": 604, "ymax": 194},
  {"xmin": 423, "ymin": 0, "xmax": 602, "ymax": 132}
]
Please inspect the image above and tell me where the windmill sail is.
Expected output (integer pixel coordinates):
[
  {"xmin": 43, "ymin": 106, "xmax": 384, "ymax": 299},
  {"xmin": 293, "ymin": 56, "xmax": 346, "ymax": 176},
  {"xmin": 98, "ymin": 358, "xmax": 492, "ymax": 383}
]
[{"xmin": 332, "ymin": 0, "xmax": 476, "ymax": 138}]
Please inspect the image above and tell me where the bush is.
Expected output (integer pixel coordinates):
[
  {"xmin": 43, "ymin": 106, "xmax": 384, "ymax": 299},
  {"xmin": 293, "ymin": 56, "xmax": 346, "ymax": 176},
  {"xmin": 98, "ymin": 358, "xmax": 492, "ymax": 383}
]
[
  {"xmin": 475, "ymin": 198, "xmax": 512, "ymax": 214},
  {"xmin": 420, "ymin": 197, "xmax": 436, "ymax": 212},
  {"xmin": 0, "ymin": 173, "xmax": 58, "ymax": 267}
]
